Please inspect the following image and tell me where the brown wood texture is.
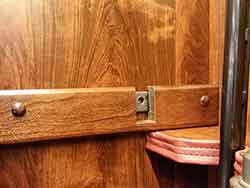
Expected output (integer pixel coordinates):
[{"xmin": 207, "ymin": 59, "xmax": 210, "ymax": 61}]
[
  {"xmin": 0, "ymin": 0, "xmax": 223, "ymax": 187},
  {"xmin": 209, "ymin": 0, "xmax": 226, "ymax": 85},
  {"xmin": 0, "ymin": 88, "xmax": 136, "ymax": 144},
  {"xmin": 176, "ymin": 0, "xmax": 209, "ymax": 85},
  {"xmin": 0, "ymin": 0, "xmax": 176, "ymax": 187},
  {"xmin": 159, "ymin": 126, "xmax": 219, "ymax": 141},
  {"xmin": 151, "ymin": 125, "xmax": 249, "ymax": 146},
  {"xmin": 152, "ymin": 85, "xmax": 219, "ymax": 127},
  {"xmin": 0, "ymin": 133, "xmax": 170, "ymax": 188},
  {"xmin": 0, "ymin": 85, "xmax": 218, "ymax": 144},
  {"xmin": 161, "ymin": 126, "xmax": 219, "ymax": 140},
  {"xmin": 0, "ymin": 0, "xmax": 176, "ymax": 90},
  {"xmin": 171, "ymin": 0, "xmax": 225, "ymax": 187},
  {"xmin": 174, "ymin": 0, "xmax": 211, "ymax": 187}
]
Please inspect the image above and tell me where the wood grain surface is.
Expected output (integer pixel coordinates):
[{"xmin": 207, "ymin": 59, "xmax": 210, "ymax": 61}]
[
  {"xmin": 0, "ymin": 88, "xmax": 136, "ymax": 144},
  {"xmin": 159, "ymin": 126, "xmax": 219, "ymax": 141},
  {"xmin": 173, "ymin": 0, "xmax": 224, "ymax": 187},
  {"xmin": 149, "ymin": 125, "xmax": 249, "ymax": 146},
  {"xmin": 0, "ymin": 0, "xmax": 223, "ymax": 187},
  {"xmin": 209, "ymin": 0, "xmax": 226, "ymax": 85},
  {"xmin": 0, "ymin": 0, "xmax": 176, "ymax": 90},
  {"xmin": 0, "ymin": 85, "xmax": 218, "ymax": 144},
  {"xmin": 0, "ymin": 133, "xmax": 168, "ymax": 188},
  {"xmin": 152, "ymin": 85, "xmax": 219, "ymax": 127},
  {"xmin": 176, "ymin": 0, "xmax": 209, "ymax": 85},
  {"xmin": 0, "ymin": 0, "xmax": 176, "ymax": 187}
]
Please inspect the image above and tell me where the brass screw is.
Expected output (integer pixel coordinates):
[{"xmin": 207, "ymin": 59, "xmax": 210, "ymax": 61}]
[
  {"xmin": 200, "ymin": 96, "xmax": 210, "ymax": 107},
  {"xmin": 12, "ymin": 102, "xmax": 26, "ymax": 117}
]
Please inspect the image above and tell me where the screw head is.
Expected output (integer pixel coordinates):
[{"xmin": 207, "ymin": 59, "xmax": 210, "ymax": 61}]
[
  {"xmin": 12, "ymin": 102, "xmax": 26, "ymax": 117},
  {"xmin": 200, "ymin": 96, "xmax": 210, "ymax": 107}
]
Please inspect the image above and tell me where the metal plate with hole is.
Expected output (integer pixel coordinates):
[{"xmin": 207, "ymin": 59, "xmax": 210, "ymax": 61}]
[{"xmin": 136, "ymin": 91, "xmax": 149, "ymax": 112}]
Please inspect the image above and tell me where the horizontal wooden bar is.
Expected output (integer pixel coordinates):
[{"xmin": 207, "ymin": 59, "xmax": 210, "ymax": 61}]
[
  {"xmin": 0, "ymin": 85, "xmax": 219, "ymax": 144},
  {"xmin": 0, "ymin": 87, "xmax": 136, "ymax": 144},
  {"xmin": 145, "ymin": 85, "xmax": 219, "ymax": 128}
]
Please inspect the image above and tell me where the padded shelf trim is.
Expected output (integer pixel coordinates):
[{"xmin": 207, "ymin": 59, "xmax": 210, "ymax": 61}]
[
  {"xmin": 146, "ymin": 126, "xmax": 250, "ymax": 171},
  {"xmin": 146, "ymin": 126, "xmax": 220, "ymax": 165}
]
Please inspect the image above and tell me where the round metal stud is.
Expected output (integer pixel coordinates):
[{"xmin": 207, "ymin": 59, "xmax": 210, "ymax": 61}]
[
  {"xmin": 12, "ymin": 102, "xmax": 26, "ymax": 117},
  {"xmin": 200, "ymin": 95, "xmax": 210, "ymax": 107}
]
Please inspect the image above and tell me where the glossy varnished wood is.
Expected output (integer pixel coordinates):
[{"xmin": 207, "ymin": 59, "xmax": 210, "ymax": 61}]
[
  {"xmin": 0, "ymin": 85, "xmax": 218, "ymax": 144},
  {"xmin": 0, "ymin": 88, "xmax": 136, "ymax": 144},
  {"xmin": 148, "ymin": 125, "xmax": 250, "ymax": 148},
  {"xmin": 0, "ymin": 133, "xmax": 164, "ymax": 188},
  {"xmin": 0, "ymin": 0, "xmax": 223, "ymax": 187},
  {"xmin": 158, "ymin": 126, "xmax": 219, "ymax": 141},
  {"xmin": 0, "ymin": 0, "xmax": 176, "ymax": 187},
  {"xmin": 173, "ymin": 0, "xmax": 222, "ymax": 186},
  {"xmin": 0, "ymin": 0, "xmax": 176, "ymax": 90},
  {"xmin": 176, "ymin": 0, "xmax": 209, "ymax": 85},
  {"xmin": 152, "ymin": 85, "xmax": 219, "ymax": 127},
  {"xmin": 209, "ymin": 0, "xmax": 226, "ymax": 85}
]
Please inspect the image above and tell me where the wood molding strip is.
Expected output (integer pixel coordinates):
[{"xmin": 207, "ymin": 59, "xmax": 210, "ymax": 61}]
[
  {"xmin": 0, "ymin": 85, "xmax": 219, "ymax": 144},
  {"xmin": 147, "ymin": 85, "xmax": 219, "ymax": 127},
  {"xmin": 0, "ymin": 87, "xmax": 136, "ymax": 144}
]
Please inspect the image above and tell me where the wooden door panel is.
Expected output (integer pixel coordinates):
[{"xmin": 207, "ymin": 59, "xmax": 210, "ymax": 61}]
[
  {"xmin": 0, "ymin": 1, "xmax": 177, "ymax": 187},
  {"xmin": 176, "ymin": 0, "xmax": 209, "ymax": 85},
  {"xmin": 0, "ymin": 134, "xmax": 155, "ymax": 188},
  {"xmin": 0, "ymin": 0, "xmax": 175, "ymax": 90},
  {"xmin": 0, "ymin": 0, "xmax": 218, "ymax": 187}
]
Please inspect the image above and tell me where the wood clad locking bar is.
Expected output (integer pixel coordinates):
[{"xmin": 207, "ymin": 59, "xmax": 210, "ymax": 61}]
[
  {"xmin": 146, "ymin": 85, "xmax": 219, "ymax": 126},
  {"xmin": 0, "ymin": 85, "xmax": 219, "ymax": 144}
]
